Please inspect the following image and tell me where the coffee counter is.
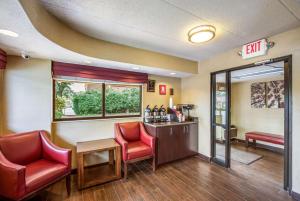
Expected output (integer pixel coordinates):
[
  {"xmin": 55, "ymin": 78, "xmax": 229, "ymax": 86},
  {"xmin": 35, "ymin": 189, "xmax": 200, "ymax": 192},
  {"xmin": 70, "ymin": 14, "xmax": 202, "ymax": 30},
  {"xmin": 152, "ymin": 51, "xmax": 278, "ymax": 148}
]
[
  {"xmin": 144, "ymin": 121, "xmax": 197, "ymax": 128},
  {"xmin": 144, "ymin": 121, "xmax": 198, "ymax": 166}
]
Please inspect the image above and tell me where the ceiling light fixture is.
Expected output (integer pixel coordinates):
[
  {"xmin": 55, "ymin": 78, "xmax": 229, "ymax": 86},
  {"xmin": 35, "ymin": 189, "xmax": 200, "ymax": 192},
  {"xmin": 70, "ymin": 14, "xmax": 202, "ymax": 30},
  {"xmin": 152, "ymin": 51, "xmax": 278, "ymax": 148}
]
[
  {"xmin": 170, "ymin": 72, "xmax": 176, "ymax": 75},
  {"xmin": 188, "ymin": 25, "xmax": 216, "ymax": 43},
  {"xmin": 132, "ymin": 67, "xmax": 140, "ymax": 70},
  {"xmin": 0, "ymin": 29, "xmax": 18, "ymax": 37}
]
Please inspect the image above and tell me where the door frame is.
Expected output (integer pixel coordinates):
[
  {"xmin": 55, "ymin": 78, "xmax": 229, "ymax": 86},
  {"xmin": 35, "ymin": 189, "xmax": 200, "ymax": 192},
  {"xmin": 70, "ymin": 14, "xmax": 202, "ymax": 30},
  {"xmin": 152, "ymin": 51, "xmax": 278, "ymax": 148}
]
[
  {"xmin": 210, "ymin": 55, "xmax": 292, "ymax": 191},
  {"xmin": 210, "ymin": 71, "xmax": 231, "ymax": 168}
]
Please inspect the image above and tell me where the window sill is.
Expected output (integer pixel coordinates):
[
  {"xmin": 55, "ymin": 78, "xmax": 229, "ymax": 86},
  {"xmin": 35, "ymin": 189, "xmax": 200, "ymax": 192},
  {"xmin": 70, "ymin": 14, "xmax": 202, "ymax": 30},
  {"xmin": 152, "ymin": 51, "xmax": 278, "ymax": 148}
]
[{"xmin": 52, "ymin": 115, "xmax": 142, "ymax": 123}]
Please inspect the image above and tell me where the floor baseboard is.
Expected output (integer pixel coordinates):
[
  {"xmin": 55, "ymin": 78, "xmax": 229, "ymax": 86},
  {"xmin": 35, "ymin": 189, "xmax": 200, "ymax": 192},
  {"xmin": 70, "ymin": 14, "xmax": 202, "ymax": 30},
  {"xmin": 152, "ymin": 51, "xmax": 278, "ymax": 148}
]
[
  {"xmin": 196, "ymin": 153, "xmax": 211, "ymax": 162},
  {"xmin": 292, "ymin": 191, "xmax": 300, "ymax": 201}
]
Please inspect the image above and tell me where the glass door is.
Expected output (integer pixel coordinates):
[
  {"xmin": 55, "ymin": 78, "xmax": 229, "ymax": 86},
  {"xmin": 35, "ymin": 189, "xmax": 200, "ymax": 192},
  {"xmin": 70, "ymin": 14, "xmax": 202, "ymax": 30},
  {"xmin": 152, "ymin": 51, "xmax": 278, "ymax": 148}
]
[{"xmin": 211, "ymin": 72, "xmax": 230, "ymax": 167}]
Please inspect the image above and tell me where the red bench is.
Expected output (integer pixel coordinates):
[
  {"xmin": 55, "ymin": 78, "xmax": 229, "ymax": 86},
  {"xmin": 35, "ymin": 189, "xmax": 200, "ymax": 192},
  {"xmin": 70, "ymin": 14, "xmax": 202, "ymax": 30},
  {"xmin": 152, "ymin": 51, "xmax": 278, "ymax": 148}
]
[{"xmin": 245, "ymin": 132, "xmax": 284, "ymax": 147}]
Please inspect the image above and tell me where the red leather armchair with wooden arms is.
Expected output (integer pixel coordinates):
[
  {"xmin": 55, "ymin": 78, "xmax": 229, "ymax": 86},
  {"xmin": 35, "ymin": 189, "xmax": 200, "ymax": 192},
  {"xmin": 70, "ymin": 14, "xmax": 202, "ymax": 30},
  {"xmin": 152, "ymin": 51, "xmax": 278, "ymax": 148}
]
[
  {"xmin": 0, "ymin": 130, "xmax": 72, "ymax": 201},
  {"xmin": 115, "ymin": 122, "xmax": 156, "ymax": 179}
]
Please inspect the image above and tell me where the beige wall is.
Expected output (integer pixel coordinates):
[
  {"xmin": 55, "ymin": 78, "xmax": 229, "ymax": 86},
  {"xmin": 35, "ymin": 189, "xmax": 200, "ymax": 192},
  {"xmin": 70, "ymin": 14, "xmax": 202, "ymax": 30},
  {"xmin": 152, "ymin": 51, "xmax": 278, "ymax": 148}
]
[
  {"xmin": 181, "ymin": 27, "xmax": 300, "ymax": 193},
  {"xmin": 2, "ymin": 56, "xmax": 52, "ymax": 134},
  {"xmin": 231, "ymin": 77, "xmax": 284, "ymax": 148},
  {"xmin": 1, "ymin": 55, "xmax": 181, "ymax": 167},
  {"xmin": 144, "ymin": 75, "xmax": 181, "ymax": 110}
]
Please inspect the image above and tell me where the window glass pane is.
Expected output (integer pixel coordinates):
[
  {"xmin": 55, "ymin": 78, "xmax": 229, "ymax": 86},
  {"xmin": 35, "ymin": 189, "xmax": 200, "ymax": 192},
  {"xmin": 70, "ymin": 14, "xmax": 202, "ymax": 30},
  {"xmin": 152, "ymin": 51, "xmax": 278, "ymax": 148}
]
[
  {"xmin": 54, "ymin": 80, "xmax": 103, "ymax": 119},
  {"xmin": 215, "ymin": 126, "xmax": 226, "ymax": 163},
  {"xmin": 105, "ymin": 84, "xmax": 141, "ymax": 116},
  {"xmin": 215, "ymin": 73, "xmax": 226, "ymax": 125}
]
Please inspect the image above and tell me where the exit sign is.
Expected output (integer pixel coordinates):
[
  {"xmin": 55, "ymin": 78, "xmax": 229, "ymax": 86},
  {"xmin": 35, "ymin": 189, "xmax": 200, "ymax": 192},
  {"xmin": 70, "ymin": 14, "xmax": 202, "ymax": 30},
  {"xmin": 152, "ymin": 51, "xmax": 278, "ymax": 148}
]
[{"xmin": 242, "ymin": 39, "xmax": 268, "ymax": 59}]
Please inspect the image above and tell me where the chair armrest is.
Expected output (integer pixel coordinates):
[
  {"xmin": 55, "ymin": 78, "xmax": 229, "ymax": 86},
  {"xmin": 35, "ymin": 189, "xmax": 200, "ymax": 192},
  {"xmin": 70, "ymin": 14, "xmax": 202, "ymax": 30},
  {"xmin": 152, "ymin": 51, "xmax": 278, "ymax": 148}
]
[
  {"xmin": 40, "ymin": 131, "xmax": 72, "ymax": 170},
  {"xmin": 114, "ymin": 123, "xmax": 128, "ymax": 161},
  {"xmin": 0, "ymin": 151, "xmax": 26, "ymax": 200},
  {"xmin": 139, "ymin": 123, "xmax": 155, "ymax": 150}
]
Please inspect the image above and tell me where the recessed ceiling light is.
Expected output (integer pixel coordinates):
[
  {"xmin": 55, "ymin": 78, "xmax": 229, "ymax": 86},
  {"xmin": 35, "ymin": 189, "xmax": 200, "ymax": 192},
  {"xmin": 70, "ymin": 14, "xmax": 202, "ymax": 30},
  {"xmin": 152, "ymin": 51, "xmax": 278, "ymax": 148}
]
[
  {"xmin": 170, "ymin": 72, "xmax": 176, "ymax": 75},
  {"xmin": 0, "ymin": 29, "xmax": 18, "ymax": 37},
  {"xmin": 132, "ymin": 67, "xmax": 140, "ymax": 70},
  {"xmin": 188, "ymin": 25, "xmax": 216, "ymax": 43}
]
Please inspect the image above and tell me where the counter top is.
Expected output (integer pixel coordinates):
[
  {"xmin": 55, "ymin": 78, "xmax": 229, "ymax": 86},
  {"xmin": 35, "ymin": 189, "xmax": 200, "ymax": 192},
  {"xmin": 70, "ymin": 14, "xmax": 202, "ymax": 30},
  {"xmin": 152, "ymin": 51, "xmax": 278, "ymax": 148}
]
[{"xmin": 144, "ymin": 121, "xmax": 197, "ymax": 128}]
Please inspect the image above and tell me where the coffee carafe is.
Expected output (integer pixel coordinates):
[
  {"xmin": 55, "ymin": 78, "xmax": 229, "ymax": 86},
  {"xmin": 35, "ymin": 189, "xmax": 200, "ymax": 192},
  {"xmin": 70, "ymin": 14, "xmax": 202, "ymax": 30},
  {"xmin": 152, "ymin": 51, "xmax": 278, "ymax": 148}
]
[
  {"xmin": 152, "ymin": 105, "xmax": 160, "ymax": 122},
  {"xmin": 159, "ymin": 105, "xmax": 167, "ymax": 122},
  {"xmin": 144, "ymin": 105, "xmax": 152, "ymax": 123}
]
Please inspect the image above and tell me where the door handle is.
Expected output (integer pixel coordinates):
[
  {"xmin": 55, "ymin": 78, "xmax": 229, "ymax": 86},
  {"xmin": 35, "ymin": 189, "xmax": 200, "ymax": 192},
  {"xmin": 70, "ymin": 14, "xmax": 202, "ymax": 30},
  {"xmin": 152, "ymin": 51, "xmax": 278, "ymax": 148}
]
[{"xmin": 170, "ymin": 127, "xmax": 173, "ymax": 135}]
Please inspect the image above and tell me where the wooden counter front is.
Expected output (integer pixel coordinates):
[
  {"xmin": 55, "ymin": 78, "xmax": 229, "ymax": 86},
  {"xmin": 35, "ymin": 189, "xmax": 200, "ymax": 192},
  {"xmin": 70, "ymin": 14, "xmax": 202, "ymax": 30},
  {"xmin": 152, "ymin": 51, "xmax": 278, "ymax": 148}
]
[{"xmin": 145, "ymin": 121, "xmax": 198, "ymax": 166}]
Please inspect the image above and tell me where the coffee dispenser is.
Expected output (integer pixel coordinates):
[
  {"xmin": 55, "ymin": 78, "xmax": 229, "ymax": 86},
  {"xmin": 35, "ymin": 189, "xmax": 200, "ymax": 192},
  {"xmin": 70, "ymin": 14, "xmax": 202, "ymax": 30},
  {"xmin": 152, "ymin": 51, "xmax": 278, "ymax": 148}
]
[
  {"xmin": 159, "ymin": 105, "xmax": 168, "ymax": 122},
  {"xmin": 144, "ymin": 105, "xmax": 152, "ymax": 123},
  {"xmin": 152, "ymin": 105, "xmax": 160, "ymax": 122}
]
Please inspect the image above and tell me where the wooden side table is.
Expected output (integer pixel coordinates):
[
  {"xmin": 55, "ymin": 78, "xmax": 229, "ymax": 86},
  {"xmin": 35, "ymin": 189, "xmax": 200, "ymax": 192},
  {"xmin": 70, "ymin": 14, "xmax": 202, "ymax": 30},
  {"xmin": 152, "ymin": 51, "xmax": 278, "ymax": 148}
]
[{"xmin": 76, "ymin": 138, "xmax": 121, "ymax": 189}]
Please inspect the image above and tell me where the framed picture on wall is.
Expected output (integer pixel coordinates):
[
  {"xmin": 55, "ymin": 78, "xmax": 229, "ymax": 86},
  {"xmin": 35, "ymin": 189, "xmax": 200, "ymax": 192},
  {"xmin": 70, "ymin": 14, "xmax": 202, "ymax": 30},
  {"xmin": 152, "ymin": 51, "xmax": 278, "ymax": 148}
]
[
  {"xmin": 159, "ymin": 85, "xmax": 167, "ymax": 95},
  {"xmin": 147, "ymin": 80, "xmax": 155, "ymax": 92},
  {"xmin": 251, "ymin": 82, "xmax": 266, "ymax": 108},
  {"xmin": 266, "ymin": 80, "xmax": 284, "ymax": 108}
]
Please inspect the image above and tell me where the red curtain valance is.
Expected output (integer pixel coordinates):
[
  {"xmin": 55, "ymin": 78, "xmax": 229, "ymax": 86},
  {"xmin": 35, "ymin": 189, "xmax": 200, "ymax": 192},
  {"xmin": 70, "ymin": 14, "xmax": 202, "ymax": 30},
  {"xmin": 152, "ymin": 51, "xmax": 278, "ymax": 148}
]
[
  {"xmin": 0, "ymin": 49, "xmax": 7, "ymax": 69},
  {"xmin": 52, "ymin": 61, "xmax": 148, "ymax": 83}
]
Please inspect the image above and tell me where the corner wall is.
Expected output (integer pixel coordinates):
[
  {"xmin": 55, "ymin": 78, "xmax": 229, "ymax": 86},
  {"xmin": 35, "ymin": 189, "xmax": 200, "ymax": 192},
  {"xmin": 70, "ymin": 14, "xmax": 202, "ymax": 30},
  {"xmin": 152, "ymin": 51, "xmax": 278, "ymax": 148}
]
[
  {"xmin": 2, "ymin": 56, "xmax": 52, "ymax": 133},
  {"xmin": 181, "ymin": 27, "xmax": 300, "ymax": 193}
]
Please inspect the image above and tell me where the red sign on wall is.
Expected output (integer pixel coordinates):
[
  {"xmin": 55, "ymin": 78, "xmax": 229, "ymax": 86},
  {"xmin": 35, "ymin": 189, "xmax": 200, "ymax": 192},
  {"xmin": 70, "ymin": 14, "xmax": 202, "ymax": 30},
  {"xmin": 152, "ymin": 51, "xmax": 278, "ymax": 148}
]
[
  {"xmin": 242, "ymin": 38, "xmax": 268, "ymax": 59},
  {"xmin": 159, "ymin": 85, "xmax": 166, "ymax": 95}
]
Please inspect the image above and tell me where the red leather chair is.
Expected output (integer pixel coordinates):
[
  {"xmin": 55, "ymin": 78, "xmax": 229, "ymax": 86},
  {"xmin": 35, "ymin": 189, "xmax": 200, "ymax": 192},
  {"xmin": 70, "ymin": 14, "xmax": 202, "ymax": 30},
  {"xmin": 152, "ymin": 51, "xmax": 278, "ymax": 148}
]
[
  {"xmin": 0, "ymin": 130, "xmax": 72, "ymax": 201},
  {"xmin": 115, "ymin": 122, "xmax": 156, "ymax": 179}
]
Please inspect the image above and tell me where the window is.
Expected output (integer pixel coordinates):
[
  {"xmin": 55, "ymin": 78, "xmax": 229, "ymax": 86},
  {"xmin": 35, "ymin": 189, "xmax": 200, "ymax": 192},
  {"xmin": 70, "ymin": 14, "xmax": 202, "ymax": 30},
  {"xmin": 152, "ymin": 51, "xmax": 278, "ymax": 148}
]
[
  {"xmin": 54, "ymin": 80, "xmax": 141, "ymax": 121},
  {"xmin": 105, "ymin": 84, "xmax": 141, "ymax": 117}
]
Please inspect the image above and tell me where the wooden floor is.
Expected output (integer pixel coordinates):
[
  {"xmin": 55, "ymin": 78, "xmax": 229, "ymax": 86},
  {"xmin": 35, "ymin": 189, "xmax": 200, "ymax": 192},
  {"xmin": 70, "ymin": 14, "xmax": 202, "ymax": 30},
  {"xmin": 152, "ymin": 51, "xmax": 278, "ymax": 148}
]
[{"xmin": 29, "ymin": 144, "xmax": 291, "ymax": 201}]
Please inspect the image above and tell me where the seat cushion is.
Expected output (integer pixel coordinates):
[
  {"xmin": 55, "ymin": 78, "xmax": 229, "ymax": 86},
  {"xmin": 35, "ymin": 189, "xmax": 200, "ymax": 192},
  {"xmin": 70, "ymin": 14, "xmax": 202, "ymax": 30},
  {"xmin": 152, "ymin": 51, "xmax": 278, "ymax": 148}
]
[
  {"xmin": 127, "ymin": 141, "xmax": 153, "ymax": 160},
  {"xmin": 119, "ymin": 122, "xmax": 140, "ymax": 142},
  {"xmin": 0, "ymin": 131, "xmax": 42, "ymax": 165},
  {"xmin": 25, "ymin": 159, "xmax": 68, "ymax": 193},
  {"xmin": 245, "ymin": 132, "xmax": 284, "ymax": 145}
]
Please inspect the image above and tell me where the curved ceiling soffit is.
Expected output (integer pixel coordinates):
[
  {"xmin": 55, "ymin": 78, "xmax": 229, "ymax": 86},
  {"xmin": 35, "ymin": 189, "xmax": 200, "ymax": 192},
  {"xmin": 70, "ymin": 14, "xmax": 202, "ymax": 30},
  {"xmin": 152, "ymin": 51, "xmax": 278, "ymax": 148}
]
[{"xmin": 18, "ymin": 0, "xmax": 198, "ymax": 74}]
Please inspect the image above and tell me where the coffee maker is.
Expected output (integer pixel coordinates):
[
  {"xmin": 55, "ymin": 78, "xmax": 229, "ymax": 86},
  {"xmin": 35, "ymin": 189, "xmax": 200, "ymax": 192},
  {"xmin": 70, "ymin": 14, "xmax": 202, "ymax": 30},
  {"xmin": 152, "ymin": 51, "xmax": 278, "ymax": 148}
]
[{"xmin": 177, "ymin": 104, "xmax": 194, "ymax": 121}]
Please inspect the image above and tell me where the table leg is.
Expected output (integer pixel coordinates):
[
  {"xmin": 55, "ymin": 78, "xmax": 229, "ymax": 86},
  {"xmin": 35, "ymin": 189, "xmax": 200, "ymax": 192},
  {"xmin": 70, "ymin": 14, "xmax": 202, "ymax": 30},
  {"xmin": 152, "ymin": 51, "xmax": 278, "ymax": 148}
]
[
  {"xmin": 115, "ymin": 146, "xmax": 121, "ymax": 178},
  {"xmin": 77, "ymin": 153, "xmax": 84, "ymax": 190},
  {"xmin": 109, "ymin": 149, "xmax": 114, "ymax": 165}
]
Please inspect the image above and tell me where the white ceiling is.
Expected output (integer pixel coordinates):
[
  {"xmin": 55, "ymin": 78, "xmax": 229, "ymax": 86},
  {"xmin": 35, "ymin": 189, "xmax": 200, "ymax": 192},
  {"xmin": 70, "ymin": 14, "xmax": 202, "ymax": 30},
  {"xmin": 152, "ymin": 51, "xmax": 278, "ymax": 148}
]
[
  {"xmin": 0, "ymin": 0, "xmax": 191, "ymax": 78},
  {"xmin": 0, "ymin": 0, "xmax": 299, "ymax": 77},
  {"xmin": 40, "ymin": 0, "xmax": 300, "ymax": 61}
]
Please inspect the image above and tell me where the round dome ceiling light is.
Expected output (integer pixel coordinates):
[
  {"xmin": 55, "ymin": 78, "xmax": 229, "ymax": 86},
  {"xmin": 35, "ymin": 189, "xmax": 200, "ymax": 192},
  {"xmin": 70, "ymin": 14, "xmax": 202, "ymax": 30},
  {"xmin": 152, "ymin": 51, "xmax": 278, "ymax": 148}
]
[{"xmin": 188, "ymin": 25, "xmax": 216, "ymax": 43}]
